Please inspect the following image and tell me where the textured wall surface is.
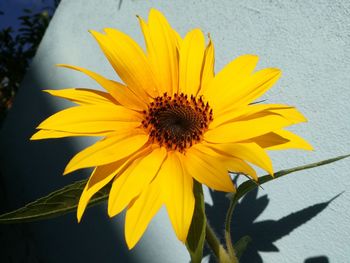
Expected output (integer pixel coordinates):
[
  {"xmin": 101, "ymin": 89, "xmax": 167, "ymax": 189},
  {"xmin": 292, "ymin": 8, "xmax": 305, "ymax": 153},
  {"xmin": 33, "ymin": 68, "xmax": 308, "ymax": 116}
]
[{"xmin": 1, "ymin": 0, "xmax": 349, "ymax": 262}]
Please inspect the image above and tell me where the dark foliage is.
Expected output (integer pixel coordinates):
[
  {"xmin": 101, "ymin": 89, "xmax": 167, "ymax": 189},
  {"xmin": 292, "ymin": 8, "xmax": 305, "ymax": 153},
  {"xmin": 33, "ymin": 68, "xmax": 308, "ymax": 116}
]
[{"xmin": 0, "ymin": 0, "xmax": 60, "ymax": 124}]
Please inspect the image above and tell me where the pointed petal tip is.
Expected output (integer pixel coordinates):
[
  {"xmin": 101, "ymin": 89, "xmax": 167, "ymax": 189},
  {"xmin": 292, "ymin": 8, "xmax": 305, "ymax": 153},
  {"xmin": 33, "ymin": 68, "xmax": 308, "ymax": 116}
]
[
  {"xmin": 135, "ymin": 14, "xmax": 143, "ymax": 23},
  {"xmin": 88, "ymin": 29, "xmax": 98, "ymax": 34},
  {"xmin": 55, "ymin": 63, "xmax": 67, "ymax": 68},
  {"xmin": 126, "ymin": 240, "xmax": 136, "ymax": 250},
  {"xmin": 76, "ymin": 199, "xmax": 85, "ymax": 223},
  {"xmin": 267, "ymin": 167, "xmax": 274, "ymax": 177},
  {"xmin": 77, "ymin": 212, "xmax": 83, "ymax": 223},
  {"xmin": 125, "ymin": 233, "xmax": 138, "ymax": 250},
  {"xmin": 302, "ymin": 140, "xmax": 314, "ymax": 151},
  {"xmin": 274, "ymin": 68, "xmax": 282, "ymax": 77},
  {"xmin": 217, "ymin": 182, "xmax": 236, "ymax": 193},
  {"xmin": 30, "ymin": 130, "xmax": 45, "ymax": 140},
  {"xmin": 294, "ymin": 111, "xmax": 307, "ymax": 123},
  {"xmin": 136, "ymin": 14, "xmax": 143, "ymax": 23},
  {"xmin": 76, "ymin": 198, "xmax": 88, "ymax": 223},
  {"xmin": 103, "ymin": 28, "xmax": 116, "ymax": 34},
  {"xmin": 267, "ymin": 68, "xmax": 282, "ymax": 80},
  {"xmin": 107, "ymin": 193, "xmax": 119, "ymax": 218},
  {"xmin": 149, "ymin": 7, "xmax": 160, "ymax": 14},
  {"xmin": 64, "ymin": 158, "xmax": 89, "ymax": 175},
  {"xmin": 240, "ymin": 54, "xmax": 259, "ymax": 63},
  {"xmin": 179, "ymin": 232, "xmax": 189, "ymax": 243},
  {"xmin": 192, "ymin": 27, "xmax": 204, "ymax": 33},
  {"xmin": 107, "ymin": 204, "xmax": 117, "ymax": 218},
  {"xmin": 42, "ymin": 89, "xmax": 63, "ymax": 97},
  {"xmin": 89, "ymin": 29, "xmax": 105, "ymax": 40},
  {"xmin": 63, "ymin": 166, "xmax": 72, "ymax": 176},
  {"xmin": 263, "ymin": 67, "xmax": 282, "ymax": 77},
  {"xmin": 148, "ymin": 8, "xmax": 168, "ymax": 22},
  {"xmin": 56, "ymin": 63, "xmax": 76, "ymax": 70}
]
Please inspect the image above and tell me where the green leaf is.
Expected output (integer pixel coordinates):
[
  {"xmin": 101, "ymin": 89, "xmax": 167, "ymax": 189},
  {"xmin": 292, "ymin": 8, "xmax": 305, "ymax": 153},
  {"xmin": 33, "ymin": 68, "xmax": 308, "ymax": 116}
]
[
  {"xmin": 223, "ymin": 154, "xmax": 350, "ymax": 261},
  {"xmin": 236, "ymin": 154, "xmax": 350, "ymax": 201},
  {"xmin": 0, "ymin": 179, "xmax": 109, "ymax": 223},
  {"xmin": 234, "ymin": 235, "xmax": 252, "ymax": 259},
  {"xmin": 186, "ymin": 180, "xmax": 207, "ymax": 263}
]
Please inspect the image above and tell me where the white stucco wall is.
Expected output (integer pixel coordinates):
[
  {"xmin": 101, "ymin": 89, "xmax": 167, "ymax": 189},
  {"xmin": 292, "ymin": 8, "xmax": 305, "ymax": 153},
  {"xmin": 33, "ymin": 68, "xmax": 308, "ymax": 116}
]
[{"xmin": 1, "ymin": 0, "xmax": 349, "ymax": 262}]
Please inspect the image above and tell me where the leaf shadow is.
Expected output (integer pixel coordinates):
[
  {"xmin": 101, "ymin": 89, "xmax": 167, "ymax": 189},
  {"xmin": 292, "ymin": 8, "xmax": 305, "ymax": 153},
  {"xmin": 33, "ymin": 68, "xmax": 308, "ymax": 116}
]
[
  {"xmin": 118, "ymin": 0, "xmax": 123, "ymax": 10},
  {"xmin": 205, "ymin": 185, "xmax": 341, "ymax": 262}
]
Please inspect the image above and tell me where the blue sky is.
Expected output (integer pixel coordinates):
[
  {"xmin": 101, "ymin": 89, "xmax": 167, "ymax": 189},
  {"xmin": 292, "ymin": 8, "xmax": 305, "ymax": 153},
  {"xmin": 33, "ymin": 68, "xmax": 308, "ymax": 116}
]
[{"xmin": 0, "ymin": 0, "xmax": 56, "ymax": 31}]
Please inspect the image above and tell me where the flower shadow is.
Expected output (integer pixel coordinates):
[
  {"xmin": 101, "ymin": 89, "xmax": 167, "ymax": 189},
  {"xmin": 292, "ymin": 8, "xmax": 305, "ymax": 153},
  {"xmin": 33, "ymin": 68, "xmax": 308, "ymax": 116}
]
[{"xmin": 205, "ymin": 185, "xmax": 341, "ymax": 263}]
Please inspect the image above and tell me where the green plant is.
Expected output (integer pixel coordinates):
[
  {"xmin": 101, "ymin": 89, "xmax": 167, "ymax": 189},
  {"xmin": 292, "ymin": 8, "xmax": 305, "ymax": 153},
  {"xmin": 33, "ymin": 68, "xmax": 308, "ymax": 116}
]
[{"xmin": 0, "ymin": 1, "xmax": 60, "ymax": 124}]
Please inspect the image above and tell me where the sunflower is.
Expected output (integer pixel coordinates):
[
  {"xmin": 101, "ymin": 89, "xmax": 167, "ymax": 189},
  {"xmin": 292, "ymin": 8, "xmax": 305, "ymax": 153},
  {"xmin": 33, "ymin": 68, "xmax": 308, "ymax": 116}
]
[{"xmin": 31, "ymin": 8, "xmax": 312, "ymax": 249}]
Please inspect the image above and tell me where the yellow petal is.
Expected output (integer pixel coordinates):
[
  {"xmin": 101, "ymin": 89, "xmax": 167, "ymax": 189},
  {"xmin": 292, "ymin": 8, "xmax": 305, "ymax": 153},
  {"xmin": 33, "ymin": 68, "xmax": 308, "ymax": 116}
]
[
  {"xmin": 90, "ymin": 29, "xmax": 157, "ymax": 98},
  {"xmin": 179, "ymin": 29, "xmax": 205, "ymax": 95},
  {"xmin": 31, "ymin": 129, "xmax": 109, "ymax": 140},
  {"xmin": 125, "ymin": 175, "xmax": 163, "ymax": 249},
  {"xmin": 77, "ymin": 159, "xmax": 128, "ymax": 222},
  {"xmin": 193, "ymin": 143, "xmax": 258, "ymax": 181},
  {"xmin": 37, "ymin": 105, "xmax": 142, "ymax": 134},
  {"xmin": 64, "ymin": 131, "xmax": 148, "ymax": 174},
  {"xmin": 158, "ymin": 152, "xmax": 194, "ymax": 242},
  {"xmin": 208, "ymin": 142, "xmax": 273, "ymax": 175},
  {"xmin": 258, "ymin": 130, "xmax": 313, "ymax": 151},
  {"xmin": 182, "ymin": 146, "xmax": 235, "ymax": 192},
  {"xmin": 77, "ymin": 146, "xmax": 154, "ymax": 222},
  {"xmin": 268, "ymin": 107, "xmax": 307, "ymax": 124},
  {"xmin": 138, "ymin": 9, "xmax": 179, "ymax": 94},
  {"xmin": 198, "ymin": 37, "xmax": 215, "ymax": 95},
  {"xmin": 137, "ymin": 17, "xmax": 165, "ymax": 93},
  {"xmin": 205, "ymin": 112, "xmax": 296, "ymax": 143},
  {"xmin": 202, "ymin": 54, "xmax": 258, "ymax": 110},
  {"xmin": 210, "ymin": 104, "xmax": 293, "ymax": 129},
  {"xmin": 44, "ymin": 88, "xmax": 116, "ymax": 106},
  {"xmin": 57, "ymin": 64, "xmax": 147, "ymax": 110},
  {"xmin": 108, "ymin": 147, "xmax": 167, "ymax": 217},
  {"xmin": 223, "ymin": 68, "xmax": 282, "ymax": 110}
]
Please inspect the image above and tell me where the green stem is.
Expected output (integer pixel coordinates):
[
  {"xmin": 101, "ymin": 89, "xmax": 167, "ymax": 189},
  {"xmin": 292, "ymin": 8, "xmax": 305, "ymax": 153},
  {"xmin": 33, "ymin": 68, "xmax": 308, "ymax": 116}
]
[
  {"xmin": 224, "ymin": 193, "xmax": 239, "ymax": 262},
  {"xmin": 205, "ymin": 221, "xmax": 233, "ymax": 263}
]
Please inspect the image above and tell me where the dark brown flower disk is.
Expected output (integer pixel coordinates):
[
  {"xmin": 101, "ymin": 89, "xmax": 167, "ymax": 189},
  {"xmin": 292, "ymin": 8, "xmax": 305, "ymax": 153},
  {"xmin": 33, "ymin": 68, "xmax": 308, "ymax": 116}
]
[{"xmin": 142, "ymin": 92, "xmax": 213, "ymax": 152}]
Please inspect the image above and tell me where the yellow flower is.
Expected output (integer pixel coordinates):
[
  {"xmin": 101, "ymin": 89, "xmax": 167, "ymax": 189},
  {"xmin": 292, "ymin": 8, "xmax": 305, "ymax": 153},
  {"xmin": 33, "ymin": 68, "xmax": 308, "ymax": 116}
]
[{"xmin": 31, "ymin": 9, "xmax": 312, "ymax": 249}]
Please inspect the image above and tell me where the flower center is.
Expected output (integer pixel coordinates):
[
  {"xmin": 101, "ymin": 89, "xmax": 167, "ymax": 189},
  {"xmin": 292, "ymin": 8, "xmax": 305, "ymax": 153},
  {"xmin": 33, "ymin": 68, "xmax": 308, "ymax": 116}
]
[{"xmin": 142, "ymin": 92, "xmax": 213, "ymax": 152}]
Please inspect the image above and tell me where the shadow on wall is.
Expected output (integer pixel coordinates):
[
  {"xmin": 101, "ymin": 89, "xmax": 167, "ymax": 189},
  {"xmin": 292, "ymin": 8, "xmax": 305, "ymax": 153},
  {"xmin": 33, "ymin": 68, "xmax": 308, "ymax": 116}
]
[
  {"xmin": 205, "ymin": 180, "xmax": 341, "ymax": 263},
  {"xmin": 304, "ymin": 256, "xmax": 329, "ymax": 263},
  {"xmin": 0, "ymin": 63, "xmax": 138, "ymax": 263}
]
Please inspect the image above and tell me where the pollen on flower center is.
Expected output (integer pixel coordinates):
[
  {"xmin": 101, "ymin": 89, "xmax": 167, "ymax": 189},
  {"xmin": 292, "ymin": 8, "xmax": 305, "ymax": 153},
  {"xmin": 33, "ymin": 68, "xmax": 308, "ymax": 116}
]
[{"xmin": 142, "ymin": 92, "xmax": 213, "ymax": 152}]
